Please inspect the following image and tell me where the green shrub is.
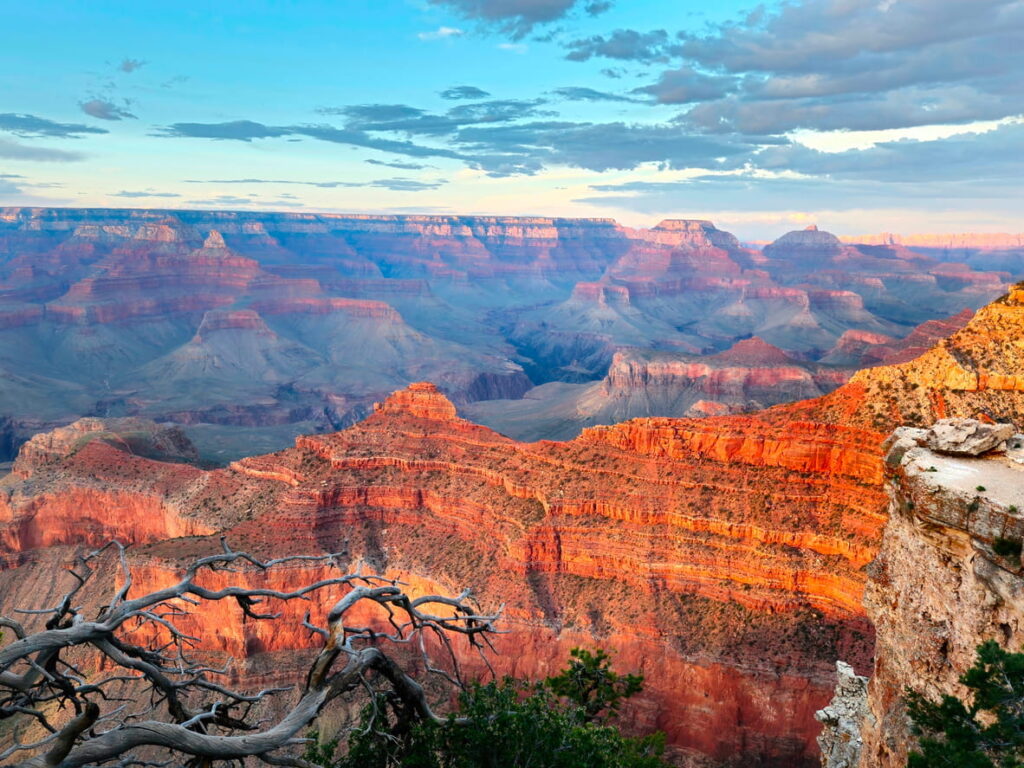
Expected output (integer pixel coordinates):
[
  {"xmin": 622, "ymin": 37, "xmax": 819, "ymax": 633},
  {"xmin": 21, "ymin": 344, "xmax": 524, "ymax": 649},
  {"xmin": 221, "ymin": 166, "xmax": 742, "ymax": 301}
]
[
  {"xmin": 310, "ymin": 648, "xmax": 667, "ymax": 768},
  {"xmin": 992, "ymin": 537, "xmax": 1023, "ymax": 561},
  {"xmin": 907, "ymin": 640, "xmax": 1024, "ymax": 767}
]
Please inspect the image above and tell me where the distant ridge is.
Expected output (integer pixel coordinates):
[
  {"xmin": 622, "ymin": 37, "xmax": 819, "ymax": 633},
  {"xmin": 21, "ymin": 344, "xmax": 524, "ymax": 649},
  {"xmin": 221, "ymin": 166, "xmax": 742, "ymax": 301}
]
[{"xmin": 841, "ymin": 232, "xmax": 1024, "ymax": 248}]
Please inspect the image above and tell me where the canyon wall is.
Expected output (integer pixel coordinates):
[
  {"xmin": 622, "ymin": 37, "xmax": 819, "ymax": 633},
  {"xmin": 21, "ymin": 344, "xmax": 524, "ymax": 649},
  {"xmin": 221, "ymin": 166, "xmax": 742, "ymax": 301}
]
[
  {"xmin": 0, "ymin": 380, "xmax": 888, "ymax": 767},
  {"xmin": 817, "ymin": 424, "xmax": 1024, "ymax": 767},
  {"xmin": 0, "ymin": 208, "xmax": 1011, "ymax": 462}
]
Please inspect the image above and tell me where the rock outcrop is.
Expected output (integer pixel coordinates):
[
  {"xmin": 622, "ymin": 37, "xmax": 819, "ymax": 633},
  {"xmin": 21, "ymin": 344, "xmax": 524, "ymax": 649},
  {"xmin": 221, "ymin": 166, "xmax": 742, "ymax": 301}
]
[
  {"xmin": 837, "ymin": 423, "xmax": 1024, "ymax": 768},
  {"xmin": 465, "ymin": 339, "xmax": 855, "ymax": 441},
  {"xmin": 815, "ymin": 661, "xmax": 871, "ymax": 768},
  {"xmin": 924, "ymin": 417, "xmax": 1015, "ymax": 455},
  {"xmin": 0, "ymin": 382, "xmax": 889, "ymax": 767}
]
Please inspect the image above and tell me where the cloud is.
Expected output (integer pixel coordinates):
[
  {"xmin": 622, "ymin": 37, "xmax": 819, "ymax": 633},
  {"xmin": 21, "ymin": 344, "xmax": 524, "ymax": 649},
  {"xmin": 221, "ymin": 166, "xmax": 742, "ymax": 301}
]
[
  {"xmin": 559, "ymin": 1, "xmax": 1024, "ymax": 135},
  {"xmin": 498, "ymin": 43, "xmax": 528, "ymax": 54},
  {"xmin": 158, "ymin": 96, "xmax": 759, "ymax": 177},
  {"xmin": 440, "ymin": 85, "xmax": 491, "ymax": 100},
  {"xmin": 418, "ymin": 26, "xmax": 464, "ymax": 40},
  {"xmin": 754, "ymin": 120, "xmax": 1024, "ymax": 182},
  {"xmin": 112, "ymin": 190, "xmax": 181, "ymax": 198},
  {"xmin": 577, "ymin": 172, "xmax": 1024, "ymax": 219},
  {"xmin": 429, "ymin": 0, "xmax": 600, "ymax": 39},
  {"xmin": 369, "ymin": 178, "xmax": 447, "ymax": 191},
  {"xmin": 366, "ymin": 158, "xmax": 430, "ymax": 170},
  {"xmin": 456, "ymin": 120, "xmax": 761, "ymax": 173},
  {"xmin": 159, "ymin": 121, "xmax": 292, "ymax": 141},
  {"xmin": 185, "ymin": 177, "xmax": 363, "ymax": 189},
  {"xmin": 639, "ymin": 66, "xmax": 735, "ymax": 104},
  {"xmin": 550, "ymin": 86, "xmax": 644, "ymax": 103},
  {"xmin": 183, "ymin": 176, "xmax": 447, "ymax": 192},
  {"xmin": 118, "ymin": 58, "xmax": 146, "ymax": 73},
  {"xmin": 0, "ymin": 138, "xmax": 86, "ymax": 161},
  {"xmin": 664, "ymin": 0, "xmax": 1024, "ymax": 133},
  {"xmin": 564, "ymin": 29, "xmax": 679, "ymax": 63},
  {"xmin": 0, "ymin": 113, "xmax": 108, "ymax": 138},
  {"xmin": 185, "ymin": 194, "xmax": 259, "ymax": 207},
  {"xmin": 80, "ymin": 99, "xmax": 137, "ymax": 121}
]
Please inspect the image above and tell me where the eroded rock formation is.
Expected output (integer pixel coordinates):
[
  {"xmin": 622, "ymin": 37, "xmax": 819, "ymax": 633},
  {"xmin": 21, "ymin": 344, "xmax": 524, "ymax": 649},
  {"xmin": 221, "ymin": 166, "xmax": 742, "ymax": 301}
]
[
  {"xmin": 817, "ymin": 422, "xmax": 1024, "ymax": 767},
  {"xmin": 0, "ymin": 209, "xmax": 1009, "ymax": 460}
]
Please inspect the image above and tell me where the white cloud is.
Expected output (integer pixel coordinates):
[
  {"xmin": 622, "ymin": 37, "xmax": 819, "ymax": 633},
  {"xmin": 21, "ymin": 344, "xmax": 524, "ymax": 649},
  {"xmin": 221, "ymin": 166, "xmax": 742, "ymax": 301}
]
[{"xmin": 418, "ymin": 26, "xmax": 464, "ymax": 40}]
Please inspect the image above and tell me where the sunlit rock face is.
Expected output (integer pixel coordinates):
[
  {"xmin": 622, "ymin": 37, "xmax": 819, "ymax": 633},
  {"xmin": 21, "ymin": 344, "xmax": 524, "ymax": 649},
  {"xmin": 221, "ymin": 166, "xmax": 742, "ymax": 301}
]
[
  {"xmin": 0, "ymin": 208, "xmax": 1010, "ymax": 462},
  {"xmin": 2, "ymin": 283, "xmax": 1024, "ymax": 765},
  {"xmin": 0, "ymin": 380, "xmax": 886, "ymax": 766}
]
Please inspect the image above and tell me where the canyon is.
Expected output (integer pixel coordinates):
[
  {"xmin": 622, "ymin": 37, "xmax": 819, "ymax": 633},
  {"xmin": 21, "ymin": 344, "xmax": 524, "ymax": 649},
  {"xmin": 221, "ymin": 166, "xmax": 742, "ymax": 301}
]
[
  {"xmin": 0, "ymin": 209, "xmax": 1014, "ymax": 461},
  {"xmin": 2, "ymin": 282, "xmax": 1022, "ymax": 766}
]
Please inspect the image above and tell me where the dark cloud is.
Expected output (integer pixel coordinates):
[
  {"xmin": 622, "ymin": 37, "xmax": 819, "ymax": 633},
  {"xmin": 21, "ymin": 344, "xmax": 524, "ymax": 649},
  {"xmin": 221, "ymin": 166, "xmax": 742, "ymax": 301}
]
[
  {"xmin": 560, "ymin": 1, "xmax": 1024, "ymax": 135},
  {"xmin": 80, "ymin": 99, "xmax": 137, "ymax": 121},
  {"xmin": 440, "ymin": 85, "xmax": 492, "ymax": 100},
  {"xmin": 755, "ymin": 121, "xmax": 1024, "ymax": 182},
  {"xmin": 159, "ymin": 121, "xmax": 291, "ymax": 141},
  {"xmin": 667, "ymin": 0, "xmax": 1024, "ymax": 133},
  {"xmin": 639, "ymin": 67, "xmax": 735, "ymax": 104},
  {"xmin": 0, "ymin": 113, "xmax": 108, "ymax": 138},
  {"xmin": 159, "ymin": 94, "xmax": 765, "ymax": 177},
  {"xmin": 456, "ymin": 120, "xmax": 759, "ymax": 173},
  {"xmin": 112, "ymin": 190, "xmax": 181, "ymax": 198},
  {"xmin": 319, "ymin": 104, "xmax": 426, "ymax": 123},
  {"xmin": 366, "ymin": 158, "xmax": 430, "ymax": 170},
  {"xmin": 118, "ymin": 58, "xmax": 146, "ymax": 73},
  {"xmin": 159, "ymin": 98, "xmax": 556, "ymax": 168},
  {"xmin": 550, "ymin": 86, "xmax": 644, "ymax": 103},
  {"xmin": 564, "ymin": 29, "xmax": 679, "ymax": 63},
  {"xmin": 429, "ymin": 0, "xmax": 604, "ymax": 39},
  {"xmin": 328, "ymin": 99, "xmax": 552, "ymax": 136},
  {"xmin": 679, "ymin": 85, "xmax": 1015, "ymax": 134},
  {"xmin": 0, "ymin": 138, "xmax": 86, "ymax": 162}
]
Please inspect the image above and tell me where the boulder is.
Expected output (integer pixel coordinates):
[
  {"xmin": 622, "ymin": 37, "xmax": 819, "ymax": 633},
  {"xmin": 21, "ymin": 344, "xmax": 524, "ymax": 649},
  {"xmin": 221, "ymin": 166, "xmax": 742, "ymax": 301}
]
[{"xmin": 925, "ymin": 418, "xmax": 1015, "ymax": 456}]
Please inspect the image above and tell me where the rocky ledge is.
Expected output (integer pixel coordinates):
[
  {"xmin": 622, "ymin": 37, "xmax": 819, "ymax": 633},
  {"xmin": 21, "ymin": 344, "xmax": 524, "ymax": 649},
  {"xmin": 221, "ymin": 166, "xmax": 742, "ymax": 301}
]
[{"xmin": 818, "ymin": 418, "xmax": 1024, "ymax": 767}]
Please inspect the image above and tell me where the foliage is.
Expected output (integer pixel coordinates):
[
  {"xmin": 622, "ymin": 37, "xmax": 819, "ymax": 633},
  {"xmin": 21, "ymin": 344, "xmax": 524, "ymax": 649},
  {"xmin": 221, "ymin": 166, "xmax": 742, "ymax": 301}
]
[
  {"xmin": 992, "ymin": 537, "xmax": 1023, "ymax": 561},
  {"xmin": 311, "ymin": 648, "xmax": 667, "ymax": 768},
  {"xmin": 545, "ymin": 647, "xmax": 644, "ymax": 723},
  {"xmin": 906, "ymin": 640, "xmax": 1024, "ymax": 768},
  {"xmin": 303, "ymin": 730, "xmax": 340, "ymax": 767}
]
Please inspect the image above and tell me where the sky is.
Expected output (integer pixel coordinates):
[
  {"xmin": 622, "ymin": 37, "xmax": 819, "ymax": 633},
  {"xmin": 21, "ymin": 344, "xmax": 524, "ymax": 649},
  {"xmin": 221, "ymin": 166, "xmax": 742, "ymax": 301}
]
[{"xmin": 1, "ymin": 0, "xmax": 1022, "ymax": 239}]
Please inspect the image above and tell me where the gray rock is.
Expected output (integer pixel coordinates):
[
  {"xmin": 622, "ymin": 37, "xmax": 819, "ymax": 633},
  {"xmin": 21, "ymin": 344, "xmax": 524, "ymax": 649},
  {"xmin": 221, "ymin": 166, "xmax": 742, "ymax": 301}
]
[
  {"xmin": 925, "ymin": 418, "xmax": 1015, "ymax": 456},
  {"xmin": 816, "ymin": 661, "xmax": 871, "ymax": 768},
  {"xmin": 883, "ymin": 427, "xmax": 928, "ymax": 466}
]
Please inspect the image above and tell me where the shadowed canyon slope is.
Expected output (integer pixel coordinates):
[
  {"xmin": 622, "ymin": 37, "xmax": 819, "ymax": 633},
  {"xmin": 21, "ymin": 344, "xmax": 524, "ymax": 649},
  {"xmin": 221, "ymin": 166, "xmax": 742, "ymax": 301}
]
[
  {"xmin": 2, "ymin": 284, "xmax": 1022, "ymax": 766},
  {"xmin": 0, "ymin": 209, "xmax": 1014, "ymax": 460}
]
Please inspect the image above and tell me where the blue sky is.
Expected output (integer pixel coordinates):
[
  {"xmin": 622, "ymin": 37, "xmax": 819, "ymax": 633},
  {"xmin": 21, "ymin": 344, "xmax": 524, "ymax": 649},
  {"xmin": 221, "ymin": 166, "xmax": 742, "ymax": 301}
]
[{"xmin": 1, "ymin": 0, "xmax": 1022, "ymax": 239}]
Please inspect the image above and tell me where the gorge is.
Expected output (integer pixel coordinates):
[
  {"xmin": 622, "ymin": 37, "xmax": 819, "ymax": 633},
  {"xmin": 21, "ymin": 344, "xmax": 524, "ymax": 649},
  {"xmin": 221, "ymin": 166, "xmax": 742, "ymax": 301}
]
[
  {"xmin": 0, "ymin": 208, "xmax": 1016, "ymax": 463},
  {"xmin": 2, "ymin": 276, "xmax": 1023, "ymax": 766}
]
